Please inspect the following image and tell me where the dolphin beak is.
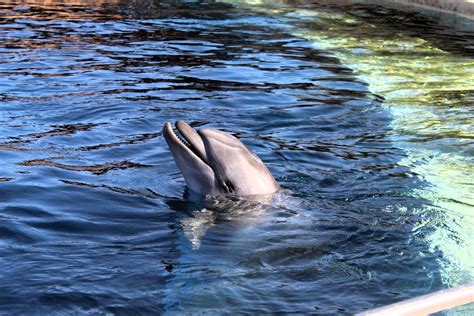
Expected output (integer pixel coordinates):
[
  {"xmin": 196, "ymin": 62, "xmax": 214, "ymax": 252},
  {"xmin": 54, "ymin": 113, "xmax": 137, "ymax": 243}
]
[
  {"xmin": 175, "ymin": 120, "xmax": 208, "ymax": 162},
  {"xmin": 163, "ymin": 121, "xmax": 201, "ymax": 163},
  {"xmin": 163, "ymin": 120, "xmax": 209, "ymax": 164},
  {"xmin": 162, "ymin": 121, "xmax": 217, "ymax": 195}
]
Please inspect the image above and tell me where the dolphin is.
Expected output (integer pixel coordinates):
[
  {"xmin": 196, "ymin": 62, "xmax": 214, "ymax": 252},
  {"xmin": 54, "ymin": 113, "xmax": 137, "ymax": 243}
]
[{"xmin": 163, "ymin": 120, "xmax": 279, "ymax": 196}]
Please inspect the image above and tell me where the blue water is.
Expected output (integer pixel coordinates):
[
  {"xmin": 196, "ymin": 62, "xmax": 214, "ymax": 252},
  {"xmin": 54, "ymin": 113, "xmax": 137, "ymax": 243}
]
[{"xmin": 0, "ymin": 1, "xmax": 473, "ymax": 314}]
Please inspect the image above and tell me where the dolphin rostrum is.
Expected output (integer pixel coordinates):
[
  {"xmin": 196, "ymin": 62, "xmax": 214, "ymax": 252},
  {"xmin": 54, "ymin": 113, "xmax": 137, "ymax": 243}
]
[{"xmin": 163, "ymin": 120, "xmax": 279, "ymax": 196}]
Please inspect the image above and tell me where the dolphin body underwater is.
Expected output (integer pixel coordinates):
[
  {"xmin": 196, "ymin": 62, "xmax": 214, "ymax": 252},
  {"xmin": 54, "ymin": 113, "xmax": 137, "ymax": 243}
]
[{"xmin": 163, "ymin": 120, "xmax": 279, "ymax": 196}]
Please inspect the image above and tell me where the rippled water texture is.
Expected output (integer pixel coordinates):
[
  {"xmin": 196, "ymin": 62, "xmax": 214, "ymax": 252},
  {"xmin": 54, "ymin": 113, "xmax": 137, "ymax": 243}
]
[{"xmin": 1, "ymin": 0, "xmax": 473, "ymax": 314}]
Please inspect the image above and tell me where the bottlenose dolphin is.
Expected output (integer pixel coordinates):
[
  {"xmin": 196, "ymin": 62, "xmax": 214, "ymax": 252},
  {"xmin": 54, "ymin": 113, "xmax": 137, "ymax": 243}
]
[{"xmin": 163, "ymin": 120, "xmax": 279, "ymax": 196}]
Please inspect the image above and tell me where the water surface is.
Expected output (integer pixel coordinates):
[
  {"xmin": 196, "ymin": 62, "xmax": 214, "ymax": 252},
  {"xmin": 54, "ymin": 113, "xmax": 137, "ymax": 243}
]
[{"xmin": 0, "ymin": 0, "xmax": 473, "ymax": 314}]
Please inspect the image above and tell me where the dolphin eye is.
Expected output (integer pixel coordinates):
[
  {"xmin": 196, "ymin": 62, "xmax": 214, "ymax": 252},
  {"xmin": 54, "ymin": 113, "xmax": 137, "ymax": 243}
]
[{"xmin": 221, "ymin": 180, "xmax": 235, "ymax": 194}]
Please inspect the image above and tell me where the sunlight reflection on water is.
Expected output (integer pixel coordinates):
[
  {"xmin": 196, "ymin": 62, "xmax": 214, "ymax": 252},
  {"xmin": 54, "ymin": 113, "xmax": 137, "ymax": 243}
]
[{"xmin": 0, "ymin": 0, "xmax": 473, "ymax": 314}]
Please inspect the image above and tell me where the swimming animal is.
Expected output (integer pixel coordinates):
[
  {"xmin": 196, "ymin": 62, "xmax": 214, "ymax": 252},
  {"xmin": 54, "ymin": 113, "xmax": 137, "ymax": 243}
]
[{"xmin": 163, "ymin": 120, "xmax": 279, "ymax": 196}]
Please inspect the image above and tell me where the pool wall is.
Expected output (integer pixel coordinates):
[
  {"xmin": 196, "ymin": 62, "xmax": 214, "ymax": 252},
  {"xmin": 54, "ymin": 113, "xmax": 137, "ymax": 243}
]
[
  {"xmin": 312, "ymin": 0, "xmax": 474, "ymax": 28},
  {"xmin": 393, "ymin": 0, "xmax": 474, "ymax": 19},
  {"xmin": 379, "ymin": 0, "xmax": 474, "ymax": 30}
]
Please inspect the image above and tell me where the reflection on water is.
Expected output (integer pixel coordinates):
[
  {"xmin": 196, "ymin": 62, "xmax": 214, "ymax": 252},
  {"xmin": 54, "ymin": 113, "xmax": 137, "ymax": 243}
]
[
  {"xmin": 283, "ymin": 3, "xmax": 474, "ymax": 285},
  {"xmin": 173, "ymin": 193, "xmax": 275, "ymax": 249},
  {"xmin": 0, "ymin": 0, "xmax": 473, "ymax": 314},
  {"xmin": 235, "ymin": 0, "xmax": 473, "ymax": 283}
]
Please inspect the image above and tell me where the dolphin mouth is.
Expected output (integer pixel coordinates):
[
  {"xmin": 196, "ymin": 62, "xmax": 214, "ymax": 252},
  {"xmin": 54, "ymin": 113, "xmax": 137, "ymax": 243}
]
[
  {"xmin": 163, "ymin": 121, "xmax": 236, "ymax": 194},
  {"xmin": 163, "ymin": 121, "xmax": 208, "ymax": 166}
]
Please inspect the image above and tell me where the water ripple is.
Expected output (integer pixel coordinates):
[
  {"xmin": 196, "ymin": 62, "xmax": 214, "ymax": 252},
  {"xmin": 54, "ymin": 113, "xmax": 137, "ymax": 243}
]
[{"xmin": 1, "ymin": 0, "xmax": 472, "ymax": 314}]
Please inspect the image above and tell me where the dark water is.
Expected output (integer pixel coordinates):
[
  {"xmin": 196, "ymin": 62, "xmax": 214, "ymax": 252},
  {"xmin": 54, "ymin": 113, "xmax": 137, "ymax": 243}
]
[{"xmin": 0, "ymin": 0, "xmax": 472, "ymax": 314}]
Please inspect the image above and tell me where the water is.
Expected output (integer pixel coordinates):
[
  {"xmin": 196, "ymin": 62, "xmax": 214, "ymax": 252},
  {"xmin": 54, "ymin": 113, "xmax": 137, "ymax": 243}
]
[{"xmin": 0, "ymin": 0, "xmax": 473, "ymax": 314}]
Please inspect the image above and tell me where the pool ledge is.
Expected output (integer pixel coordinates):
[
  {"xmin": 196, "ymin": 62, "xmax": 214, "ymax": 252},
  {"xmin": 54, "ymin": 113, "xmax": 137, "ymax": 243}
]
[
  {"xmin": 363, "ymin": 0, "xmax": 474, "ymax": 31},
  {"xmin": 357, "ymin": 282, "xmax": 474, "ymax": 316},
  {"xmin": 393, "ymin": 0, "xmax": 474, "ymax": 19}
]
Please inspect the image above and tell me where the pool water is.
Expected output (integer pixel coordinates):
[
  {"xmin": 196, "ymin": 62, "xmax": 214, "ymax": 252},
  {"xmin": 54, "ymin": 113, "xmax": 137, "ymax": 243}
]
[{"xmin": 0, "ymin": 0, "xmax": 473, "ymax": 314}]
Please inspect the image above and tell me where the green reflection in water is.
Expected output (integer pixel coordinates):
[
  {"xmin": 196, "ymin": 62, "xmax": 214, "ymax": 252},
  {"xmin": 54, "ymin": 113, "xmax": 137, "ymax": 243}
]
[
  {"xmin": 294, "ymin": 12, "xmax": 474, "ymax": 286},
  {"xmin": 228, "ymin": 1, "xmax": 474, "ymax": 285}
]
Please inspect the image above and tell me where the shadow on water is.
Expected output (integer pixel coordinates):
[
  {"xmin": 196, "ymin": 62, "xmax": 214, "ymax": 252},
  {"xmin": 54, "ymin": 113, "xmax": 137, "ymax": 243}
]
[{"xmin": 1, "ymin": 0, "xmax": 470, "ymax": 314}]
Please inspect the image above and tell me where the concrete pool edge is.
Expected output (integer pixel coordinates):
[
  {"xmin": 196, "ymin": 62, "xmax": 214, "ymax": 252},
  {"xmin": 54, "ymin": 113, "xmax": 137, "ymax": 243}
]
[
  {"xmin": 380, "ymin": 0, "xmax": 474, "ymax": 30},
  {"xmin": 313, "ymin": 0, "xmax": 474, "ymax": 20},
  {"xmin": 356, "ymin": 282, "xmax": 474, "ymax": 315},
  {"xmin": 344, "ymin": 0, "xmax": 474, "ymax": 29},
  {"xmin": 391, "ymin": 0, "xmax": 474, "ymax": 19}
]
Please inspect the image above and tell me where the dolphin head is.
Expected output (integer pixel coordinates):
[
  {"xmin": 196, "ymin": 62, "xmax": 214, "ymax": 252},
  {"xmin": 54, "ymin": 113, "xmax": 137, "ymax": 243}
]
[{"xmin": 163, "ymin": 120, "xmax": 279, "ymax": 196}]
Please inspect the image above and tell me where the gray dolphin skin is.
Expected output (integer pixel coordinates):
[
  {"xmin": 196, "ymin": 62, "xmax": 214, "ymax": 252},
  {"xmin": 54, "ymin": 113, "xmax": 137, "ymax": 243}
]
[{"xmin": 163, "ymin": 120, "xmax": 279, "ymax": 196}]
